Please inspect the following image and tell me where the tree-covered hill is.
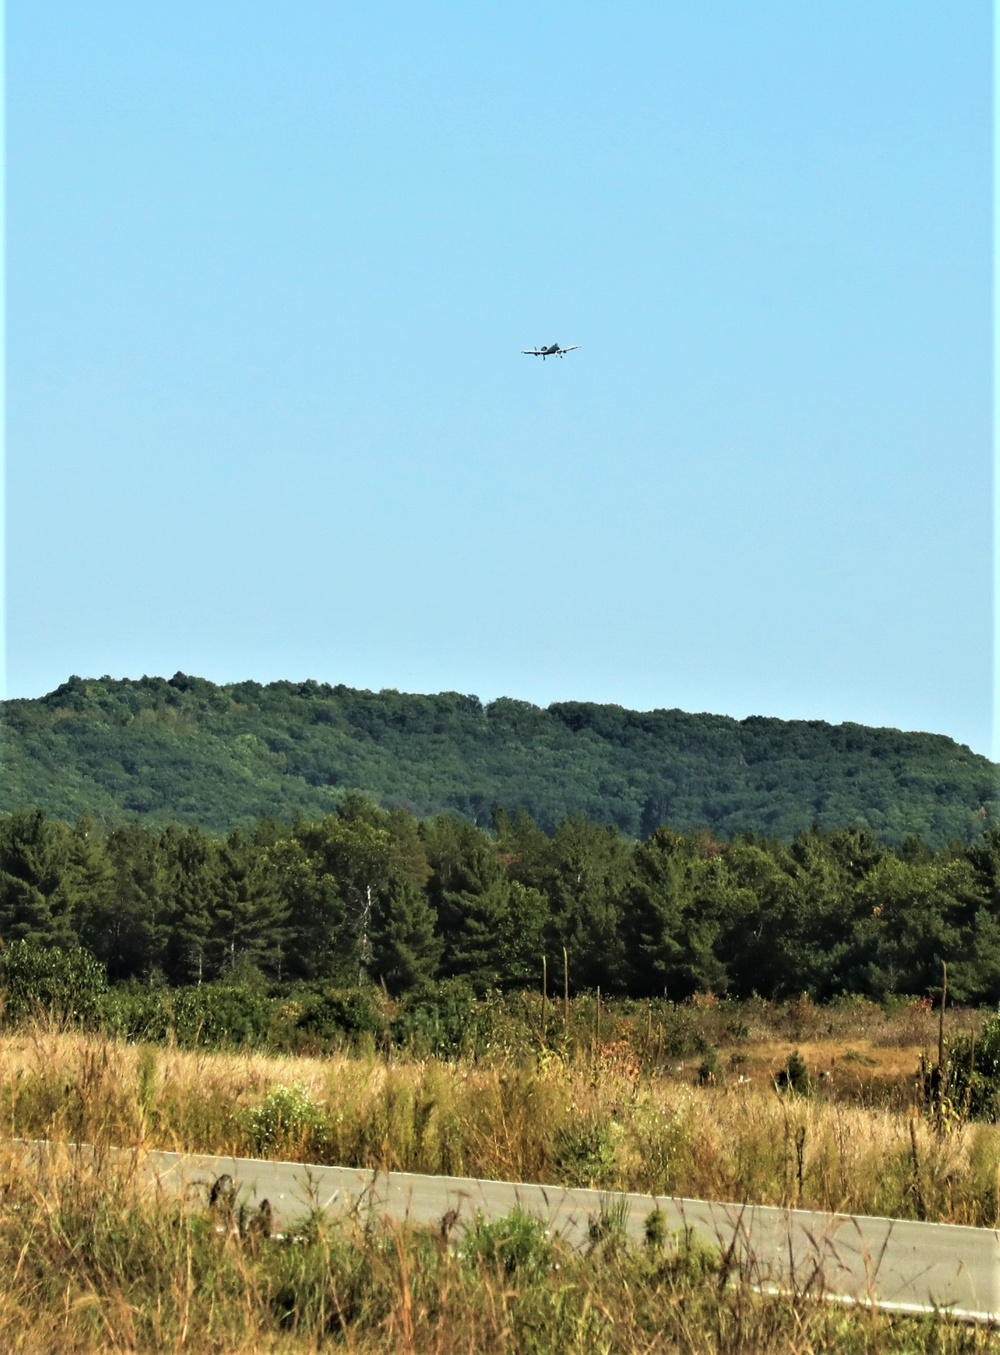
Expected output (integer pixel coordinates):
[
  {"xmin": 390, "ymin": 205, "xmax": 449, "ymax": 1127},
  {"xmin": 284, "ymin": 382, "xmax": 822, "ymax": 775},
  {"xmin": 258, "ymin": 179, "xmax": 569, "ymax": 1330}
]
[{"xmin": 1, "ymin": 673, "xmax": 996, "ymax": 845}]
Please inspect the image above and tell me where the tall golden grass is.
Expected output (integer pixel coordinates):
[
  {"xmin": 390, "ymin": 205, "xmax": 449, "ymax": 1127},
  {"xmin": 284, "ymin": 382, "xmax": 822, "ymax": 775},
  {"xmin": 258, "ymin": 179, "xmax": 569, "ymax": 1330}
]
[
  {"xmin": 0, "ymin": 1137, "xmax": 995, "ymax": 1353},
  {"xmin": 2, "ymin": 1027, "xmax": 998, "ymax": 1227}
]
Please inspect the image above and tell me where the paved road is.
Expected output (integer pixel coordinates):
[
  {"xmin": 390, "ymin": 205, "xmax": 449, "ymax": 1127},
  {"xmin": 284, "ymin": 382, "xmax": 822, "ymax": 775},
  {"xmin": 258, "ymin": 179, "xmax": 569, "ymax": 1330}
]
[
  {"xmin": 109, "ymin": 1148, "xmax": 1000, "ymax": 1321},
  {"xmin": 18, "ymin": 1140, "xmax": 999, "ymax": 1320}
]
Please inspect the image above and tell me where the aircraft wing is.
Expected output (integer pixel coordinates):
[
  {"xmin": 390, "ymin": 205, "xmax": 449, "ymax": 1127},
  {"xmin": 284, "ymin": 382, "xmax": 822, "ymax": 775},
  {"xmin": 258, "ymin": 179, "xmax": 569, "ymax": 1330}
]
[
  {"xmin": 522, "ymin": 349, "xmax": 544, "ymax": 355},
  {"xmin": 560, "ymin": 345, "xmax": 581, "ymax": 352}
]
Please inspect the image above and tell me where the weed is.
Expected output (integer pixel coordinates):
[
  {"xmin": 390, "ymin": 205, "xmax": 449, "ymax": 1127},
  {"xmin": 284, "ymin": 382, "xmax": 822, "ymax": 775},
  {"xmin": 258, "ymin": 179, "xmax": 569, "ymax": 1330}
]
[
  {"xmin": 462, "ymin": 1207, "xmax": 554, "ymax": 1274},
  {"xmin": 241, "ymin": 1082, "xmax": 329, "ymax": 1156},
  {"xmin": 643, "ymin": 1205, "xmax": 667, "ymax": 1249},
  {"xmin": 586, "ymin": 1192, "xmax": 630, "ymax": 1252},
  {"xmin": 841, "ymin": 1047, "xmax": 878, "ymax": 1067},
  {"xmin": 552, "ymin": 1117, "xmax": 621, "ymax": 1187},
  {"xmin": 776, "ymin": 1049, "xmax": 812, "ymax": 1096}
]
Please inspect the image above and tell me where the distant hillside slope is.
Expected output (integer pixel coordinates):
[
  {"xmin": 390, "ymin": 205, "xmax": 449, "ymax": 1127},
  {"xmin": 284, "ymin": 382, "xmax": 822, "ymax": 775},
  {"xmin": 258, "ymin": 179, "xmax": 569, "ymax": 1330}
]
[{"xmin": 1, "ymin": 674, "xmax": 996, "ymax": 845}]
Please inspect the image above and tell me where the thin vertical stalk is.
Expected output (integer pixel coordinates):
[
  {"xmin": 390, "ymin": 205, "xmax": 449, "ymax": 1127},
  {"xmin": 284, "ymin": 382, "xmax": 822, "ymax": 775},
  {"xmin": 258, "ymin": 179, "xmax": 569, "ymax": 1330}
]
[
  {"xmin": 936, "ymin": 960, "xmax": 948, "ymax": 1138},
  {"xmin": 541, "ymin": 956, "xmax": 548, "ymax": 1049},
  {"xmin": 563, "ymin": 948, "xmax": 570, "ymax": 1043}
]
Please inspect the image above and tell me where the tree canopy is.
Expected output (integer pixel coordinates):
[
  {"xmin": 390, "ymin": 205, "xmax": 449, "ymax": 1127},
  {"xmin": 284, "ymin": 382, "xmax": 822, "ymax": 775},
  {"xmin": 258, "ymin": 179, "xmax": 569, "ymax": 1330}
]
[
  {"xmin": 2, "ymin": 674, "xmax": 995, "ymax": 847},
  {"xmin": 3, "ymin": 803, "xmax": 1000, "ymax": 1005}
]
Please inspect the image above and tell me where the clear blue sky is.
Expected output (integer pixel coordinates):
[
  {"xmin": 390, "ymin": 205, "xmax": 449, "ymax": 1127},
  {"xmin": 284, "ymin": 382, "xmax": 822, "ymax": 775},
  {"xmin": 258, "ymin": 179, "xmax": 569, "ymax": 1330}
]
[{"xmin": 5, "ymin": 3, "xmax": 994, "ymax": 755}]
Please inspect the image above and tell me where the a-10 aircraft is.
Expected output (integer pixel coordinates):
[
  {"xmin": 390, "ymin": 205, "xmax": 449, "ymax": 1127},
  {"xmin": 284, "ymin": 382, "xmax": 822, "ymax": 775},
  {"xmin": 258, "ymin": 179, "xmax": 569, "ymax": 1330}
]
[{"xmin": 521, "ymin": 342, "xmax": 581, "ymax": 360}]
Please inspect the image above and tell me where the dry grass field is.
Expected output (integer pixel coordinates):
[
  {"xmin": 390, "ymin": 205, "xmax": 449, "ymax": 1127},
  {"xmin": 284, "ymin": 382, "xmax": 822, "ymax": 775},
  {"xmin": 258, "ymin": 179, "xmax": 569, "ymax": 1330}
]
[
  {"xmin": 0, "ymin": 1137, "xmax": 996, "ymax": 1353},
  {"xmin": 0, "ymin": 1008, "xmax": 996, "ymax": 1351},
  {"xmin": 0, "ymin": 1006, "xmax": 996, "ymax": 1227}
]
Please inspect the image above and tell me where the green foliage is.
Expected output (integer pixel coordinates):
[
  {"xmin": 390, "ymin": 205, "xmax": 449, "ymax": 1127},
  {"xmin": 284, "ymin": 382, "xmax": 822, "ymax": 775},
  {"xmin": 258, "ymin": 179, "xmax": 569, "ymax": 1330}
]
[
  {"xmin": 661, "ymin": 1226, "xmax": 723, "ymax": 1282},
  {"xmin": 3, "ymin": 793, "xmax": 1000, "ymax": 1009},
  {"xmin": 553, "ymin": 1118, "xmax": 621, "ymax": 1187},
  {"xmin": 390, "ymin": 978, "xmax": 480, "ymax": 1057},
  {"xmin": 0, "ymin": 810, "xmax": 77, "ymax": 947},
  {"xmin": 291, "ymin": 986, "xmax": 384, "ymax": 1042},
  {"xmin": 644, "ymin": 1206, "xmax": 667, "ymax": 1249},
  {"xmin": 100, "ymin": 979, "xmax": 275, "ymax": 1048},
  {"xmin": 946, "ymin": 1009, "xmax": 1000, "ymax": 1121},
  {"xmin": 776, "ymin": 1049, "xmax": 812, "ymax": 1096},
  {"xmin": 241, "ymin": 1083, "xmax": 328, "ymax": 1155},
  {"xmin": 461, "ymin": 1208, "xmax": 554, "ymax": 1275},
  {"xmin": 1, "ymin": 940, "xmax": 107, "ymax": 1025},
  {"xmin": 2, "ymin": 673, "xmax": 996, "ymax": 846},
  {"xmin": 368, "ymin": 880, "xmax": 441, "ymax": 995}
]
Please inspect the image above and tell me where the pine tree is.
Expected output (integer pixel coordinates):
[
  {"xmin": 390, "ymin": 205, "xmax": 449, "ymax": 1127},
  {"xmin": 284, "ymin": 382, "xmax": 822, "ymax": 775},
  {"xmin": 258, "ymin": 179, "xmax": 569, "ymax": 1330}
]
[
  {"xmin": 160, "ymin": 826, "xmax": 220, "ymax": 984},
  {"xmin": 369, "ymin": 879, "xmax": 441, "ymax": 994},
  {"xmin": 0, "ymin": 809, "xmax": 76, "ymax": 947},
  {"xmin": 95, "ymin": 821, "xmax": 168, "ymax": 980},
  {"xmin": 271, "ymin": 835, "xmax": 349, "ymax": 981},
  {"xmin": 209, "ymin": 830, "xmax": 291, "ymax": 978},
  {"xmin": 545, "ymin": 817, "xmax": 631, "ymax": 992}
]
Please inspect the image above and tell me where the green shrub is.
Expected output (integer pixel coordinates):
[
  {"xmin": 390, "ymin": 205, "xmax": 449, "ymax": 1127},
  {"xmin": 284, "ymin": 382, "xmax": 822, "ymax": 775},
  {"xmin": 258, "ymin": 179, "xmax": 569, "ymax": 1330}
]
[
  {"xmin": 662, "ymin": 1226, "xmax": 722, "ymax": 1282},
  {"xmin": 100, "ymin": 981, "xmax": 277, "ymax": 1048},
  {"xmin": 292, "ymin": 987, "xmax": 384, "ymax": 1045},
  {"xmin": 461, "ymin": 1208, "xmax": 554, "ymax": 1275},
  {"xmin": 99, "ymin": 982, "xmax": 174, "ymax": 1043},
  {"xmin": 171, "ymin": 983, "xmax": 276, "ymax": 1047},
  {"xmin": 390, "ymin": 979, "xmax": 479, "ymax": 1057},
  {"xmin": 644, "ymin": 1206, "xmax": 667, "ymax": 1249},
  {"xmin": 946, "ymin": 1010, "xmax": 1000, "ymax": 1121},
  {"xmin": 552, "ymin": 1118, "xmax": 621, "ymax": 1187},
  {"xmin": 776, "ymin": 1049, "xmax": 812, "ymax": 1096},
  {"xmin": 241, "ymin": 1083, "xmax": 329, "ymax": 1155},
  {"xmin": 1, "ymin": 941, "xmax": 107, "ymax": 1025}
]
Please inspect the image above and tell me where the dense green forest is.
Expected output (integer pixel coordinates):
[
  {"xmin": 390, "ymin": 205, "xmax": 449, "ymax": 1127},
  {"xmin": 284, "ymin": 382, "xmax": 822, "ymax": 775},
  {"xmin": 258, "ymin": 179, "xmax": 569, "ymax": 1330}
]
[
  {"xmin": 3, "ymin": 799, "xmax": 1000, "ymax": 1006},
  {"xmin": 2, "ymin": 673, "xmax": 996, "ymax": 846}
]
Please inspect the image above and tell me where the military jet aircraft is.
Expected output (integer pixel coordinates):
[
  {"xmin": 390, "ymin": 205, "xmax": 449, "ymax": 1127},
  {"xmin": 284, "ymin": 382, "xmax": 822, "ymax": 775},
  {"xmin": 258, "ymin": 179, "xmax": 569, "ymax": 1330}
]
[{"xmin": 521, "ymin": 342, "xmax": 581, "ymax": 360}]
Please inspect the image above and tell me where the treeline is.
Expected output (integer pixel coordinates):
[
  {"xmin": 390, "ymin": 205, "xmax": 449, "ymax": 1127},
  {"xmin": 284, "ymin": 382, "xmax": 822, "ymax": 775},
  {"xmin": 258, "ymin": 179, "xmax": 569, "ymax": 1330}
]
[
  {"xmin": 2, "ymin": 673, "xmax": 996, "ymax": 846},
  {"xmin": 3, "ymin": 799, "xmax": 1000, "ymax": 1004}
]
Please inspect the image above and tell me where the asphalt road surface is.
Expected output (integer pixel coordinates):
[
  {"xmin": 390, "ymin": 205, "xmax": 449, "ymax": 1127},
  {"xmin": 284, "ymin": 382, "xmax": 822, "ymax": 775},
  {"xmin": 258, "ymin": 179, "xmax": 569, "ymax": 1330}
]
[{"xmin": 101, "ymin": 1148, "xmax": 1000, "ymax": 1321}]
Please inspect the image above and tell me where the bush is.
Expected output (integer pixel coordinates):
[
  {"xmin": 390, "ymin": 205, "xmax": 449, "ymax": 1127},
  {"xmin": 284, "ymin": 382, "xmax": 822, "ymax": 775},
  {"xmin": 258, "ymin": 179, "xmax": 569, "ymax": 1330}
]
[
  {"xmin": 552, "ymin": 1118, "xmax": 621, "ymax": 1187},
  {"xmin": 775, "ymin": 1049, "xmax": 811, "ymax": 1096},
  {"xmin": 100, "ymin": 981, "xmax": 277, "ymax": 1048},
  {"xmin": 662, "ymin": 1227, "xmax": 722, "ymax": 1282},
  {"xmin": 173, "ymin": 983, "xmax": 276, "ymax": 1047},
  {"xmin": 946, "ymin": 1010, "xmax": 1000, "ymax": 1121},
  {"xmin": 99, "ymin": 982, "xmax": 174, "ymax": 1043},
  {"xmin": 461, "ymin": 1208, "xmax": 554, "ymax": 1275},
  {"xmin": 1, "ymin": 941, "xmax": 107, "ymax": 1026},
  {"xmin": 390, "ymin": 979, "xmax": 479, "ymax": 1057},
  {"xmin": 291, "ymin": 987, "xmax": 384, "ymax": 1045},
  {"xmin": 241, "ymin": 1083, "xmax": 329, "ymax": 1155}
]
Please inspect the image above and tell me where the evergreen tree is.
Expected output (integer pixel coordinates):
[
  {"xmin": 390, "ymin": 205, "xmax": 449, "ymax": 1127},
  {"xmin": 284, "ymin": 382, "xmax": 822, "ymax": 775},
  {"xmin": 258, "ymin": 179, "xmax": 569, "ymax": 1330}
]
[
  {"xmin": 77, "ymin": 820, "xmax": 164, "ymax": 980},
  {"xmin": 0, "ymin": 809, "xmax": 76, "ymax": 947},
  {"xmin": 299, "ymin": 799, "xmax": 430, "ymax": 984},
  {"xmin": 209, "ymin": 829, "xmax": 290, "ymax": 978},
  {"xmin": 369, "ymin": 879, "xmax": 441, "ymax": 994},
  {"xmin": 847, "ymin": 854, "xmax": 997, "ymax": 1001},
  {"xmin": 623, "ymin": 828, "xmax": 728, "ymax": 998},
  {"xmin": 160, "ymin": 825, "xmax": 221, "ymax": 984},
  {"xmin": 493, "ymin": 807, "xmax": 553, "ymax": 891},
  {"xmin": 545, "ymin": 817, "xmax": 631, "ymax": 992},
  {"xmin": 271, "ymin": 834, "xmax": 349, "ymax": 981}
]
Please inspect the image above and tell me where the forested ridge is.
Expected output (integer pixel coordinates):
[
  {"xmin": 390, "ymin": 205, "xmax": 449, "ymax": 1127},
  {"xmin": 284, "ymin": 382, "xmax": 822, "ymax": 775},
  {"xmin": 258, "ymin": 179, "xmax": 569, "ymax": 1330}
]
[{"xmin": 2, "ymin": 673, "xmax": 996, "ymax": 846}]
